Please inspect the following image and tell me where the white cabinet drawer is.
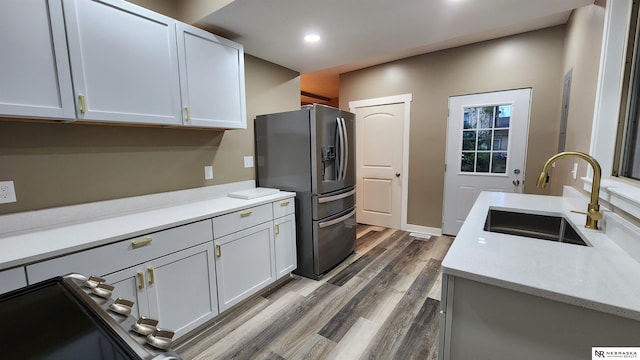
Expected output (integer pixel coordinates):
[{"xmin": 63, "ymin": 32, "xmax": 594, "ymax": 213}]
[
  {"xmin": 0, "ymin": 267, "xmax": 27, "ymax": 294},
  {"xmin": 212, "ymin": 204, "xmax": 272, "ymax": 238},
  {"xmin": 26, "ymin": 220, "xmax": 213, "ymax": 283},
  {"xmin": 272, "ymin": 197, "xmax": 295, "ymax": 219}
]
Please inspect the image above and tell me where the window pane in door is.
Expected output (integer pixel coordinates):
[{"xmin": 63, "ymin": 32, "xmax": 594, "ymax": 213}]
[
  {"xmin": 461, "ymin": 152, "xmax": 475, "ymax": 172},
  {"xmin": 464, "ymin": 108, "xmax": 478, "ymax": 129},
  {"xmin": 493, "ymin": 129, "xmax": 509, "ymax": 151},
  {"xmin": 492, "ymin": 152, "xmax": 507, "ymax": 173},
  {"xmin": 462, "ymin": 131, "xmax": 476, "ymax": 150},
  {"xmin": 477, "ymin": 130, "xmax": 492, "ymax": 150},
  {"xmin": 476, "ymin": 152, "xmax": 491, "ymax": 172},
  {"xmin": 495, "ymin": 105, "xmax": 511, "ymax": 128},
  {"xmin": 460, "ymin": 104, "xmax": 511, "ymax": 174},
  {"xmin": 479, "ymin": 107, "xmax": 494, "ymax": 128}
]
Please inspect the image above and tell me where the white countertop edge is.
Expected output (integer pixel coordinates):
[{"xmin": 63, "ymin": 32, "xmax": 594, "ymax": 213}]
[
  {"xmin": 442, "ymin": 190, "xmax": 640, "ymax": 322},
  {"xmin": 442, "ymin": 265, "xmax": 640, "ymax": 321},
  {"xmin": 0, "ymin": 185, "xmax": 295, "ymax": 271}
]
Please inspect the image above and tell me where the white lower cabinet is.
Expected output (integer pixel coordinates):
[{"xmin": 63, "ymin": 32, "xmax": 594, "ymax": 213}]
[
  {"xmin": 17, "ymin": 195, "xmax": 297, "ymax": 340},
  {"xmin": 439, "ymin": 275, "xmax": 640, "ymax": 360},
  {"xmin": 274, "ymin": 214, "xmax": 296, "ymax": 279},
  {"xmin": 105, "ymin": 242, "xmax": 218, "ymax": 339},
  {"xmin": 104, "ymin": 263, "xmax": 151, "ymax": 320},
  {"xmin": 0, "ymin": 267, "xmax": 27, "ymax": 295},
  {"xmin": 214, "ymin": 222, "xmax": 275, "ymax": 312}
]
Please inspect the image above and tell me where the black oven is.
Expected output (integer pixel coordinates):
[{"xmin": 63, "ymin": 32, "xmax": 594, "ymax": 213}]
[{"xmin": 0, "ymin": 274, "xmax": 180, "ymax": 360}]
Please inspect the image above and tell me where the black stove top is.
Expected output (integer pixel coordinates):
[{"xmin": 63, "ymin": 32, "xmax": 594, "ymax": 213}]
[{"xmin": 0, "ymin": 276, "xmax": 180, "ymax": 360}]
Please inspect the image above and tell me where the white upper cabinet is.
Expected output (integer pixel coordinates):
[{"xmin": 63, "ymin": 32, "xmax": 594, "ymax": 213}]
[
  {"xmin": 1, "ymin": 1, "xmax": 246, "ymax": 129},
  {"xmin": 0, "ymin": 0, "xmax": 75, "ymax": 120},
  {"xmin": 176, "ymin": 23, "xmax": 247, "ymax": 129},
  {"xmin": 62, "ymin": 0, "xmax": 182, "ymax": 125}
]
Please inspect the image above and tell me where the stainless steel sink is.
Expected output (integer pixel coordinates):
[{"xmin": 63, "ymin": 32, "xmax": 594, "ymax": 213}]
[{"xmin": 484, "ymin": 209, "xmax": 589, "ymax": 246}]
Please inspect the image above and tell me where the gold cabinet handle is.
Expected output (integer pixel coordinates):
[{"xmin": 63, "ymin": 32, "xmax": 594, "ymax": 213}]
[
  {"xmin": 240, "ymin": 210, "xmax": 253, "ymax": 218},
  {"xmin": 132, "ymin": 237, "xmax": 152, "ymax": 249},
  {"xmin": 184, "ymin": 106, "xmax": 190, "ymax": 122},
  {"xmin": 275, "ymin": 224, "xmax": 280, "ymax": 235},
  {"xmin": 280, "ymin": 201, "xmax": 290, "ymax": 206},
  {"xmin": 137, "ymin": 272, "xmax": 144, "ymax": 289},
  {"xmin": 148, "ymin": 267, "xmax": 155, "ymax": 285},
  {"xmin": 215, "ymin": 244, "xmax": 221, "ymax": 257},
  {"xmin": 79, "ymin": 94, "xmax": 87, "ymax": 113}
]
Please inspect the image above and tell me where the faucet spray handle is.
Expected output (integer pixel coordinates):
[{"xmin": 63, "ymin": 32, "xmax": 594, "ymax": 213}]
[{"xmin": 588, "ymin": 209, "xmax": 603, "ymax": 221}]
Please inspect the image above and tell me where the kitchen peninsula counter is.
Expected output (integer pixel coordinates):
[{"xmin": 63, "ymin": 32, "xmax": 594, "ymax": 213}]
[{"xmin": 441, "ymin": 190, "xmax": 640, "ymax": 321}]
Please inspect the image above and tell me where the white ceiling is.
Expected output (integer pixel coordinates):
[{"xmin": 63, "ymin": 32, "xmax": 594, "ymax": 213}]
[{"xmin": 198, "ymin": 0, "xmax": 594, "ymax": 97}]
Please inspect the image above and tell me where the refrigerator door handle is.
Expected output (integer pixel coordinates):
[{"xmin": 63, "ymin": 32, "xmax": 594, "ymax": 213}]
[
  {"xmin": 318, "ymin": 209, "xmax": 356, "ymax": 228},
  {"xmin": 318, "ymin": 188, "xmax": 356, "ymax": 203},
  {"xmin": 341, "ymin": 117, "xmax": 349, "ymax": 181},
  {"xmin": 336, "ymin": 117, "xmax": 345, "ymax": 180}
]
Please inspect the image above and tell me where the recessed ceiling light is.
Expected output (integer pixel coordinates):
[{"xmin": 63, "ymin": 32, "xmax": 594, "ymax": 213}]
[{"xmin": 304, "ymin": 34, "xmax": 321, "ymax": 42}]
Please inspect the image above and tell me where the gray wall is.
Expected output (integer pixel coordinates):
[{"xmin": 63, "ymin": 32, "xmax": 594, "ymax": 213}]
[
  {"xmin": 0, "ymin": 55, "xmax": 300, "ymax": 215},
  {"xmin": 340, "ymin": 26, "xmax": 566, "ymax": 229},
  {"xmin": 550, "ymin": 1, "xmax": 607, "ymax": 195}
]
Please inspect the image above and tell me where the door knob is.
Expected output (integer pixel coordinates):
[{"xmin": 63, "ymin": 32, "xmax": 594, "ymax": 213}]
[
  {"xmin": 395, "ymin": 173, "xmax": 401, "ymax": 177},
  {"xmin": 512, "ymin": 179, "xmax": 520, "ymax": 186}
]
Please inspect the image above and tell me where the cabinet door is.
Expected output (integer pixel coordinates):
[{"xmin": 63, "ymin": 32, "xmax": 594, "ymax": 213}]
[
  {"xmin": 215, "ymin": 222, "xmax": 275, "ymax": 312},
  {"xmin": 104, "ymin": 265, "xmax": 150, "ymax": 320},
  {"xmin": 274, "ymin": 214, "xmax": 297, "ymax": 279},
  {"xmin": 176, "ymin": 23, "xmax": 246, "ymax": 129},
  {"xmin": 62, "ymin": 0, "xmax": 181, "ymax": 125},
  {"xmin": 146, "ymin": 243, "xmax": 218, "ymax": 339},
  {"xmin": 0, "ymin": 0, "xmax": 75, "ymax": 119},
  {"xmin": 0, "ymin": 267, "xmax": 27, "ymax": 295}
]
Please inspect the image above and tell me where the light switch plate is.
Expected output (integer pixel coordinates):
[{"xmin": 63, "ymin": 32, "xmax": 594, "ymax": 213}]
[
  {"xmin": 0, "ymin": 181, "xmax": 17, "ymax": 204},
  {"xmin": 244, "ymin": 156, "xmax": 254, "ymax": 168},
  {"xmin": 204, "ymin": 166, "xmax": 213, "ymax": 180}
]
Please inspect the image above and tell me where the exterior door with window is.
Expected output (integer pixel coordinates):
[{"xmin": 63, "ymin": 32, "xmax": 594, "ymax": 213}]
[{"xmin": 443, "ymin": 89, "xmax": 532, "ymax": 235}]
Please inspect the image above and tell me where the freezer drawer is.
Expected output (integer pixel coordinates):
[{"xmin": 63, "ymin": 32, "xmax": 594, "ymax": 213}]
[
  {"xmin": 312, "ymin": 208, "xmax": 356, "ymax": 275},
  {"xmin": 313, "ymin": 187, "xmax": 356, "ymax": 220}
]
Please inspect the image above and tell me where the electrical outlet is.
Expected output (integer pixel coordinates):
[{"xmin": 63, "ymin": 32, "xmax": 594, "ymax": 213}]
[
  {"xmin": 204, "ymin": 166, "xmax": 213, "ymax": 180},
  {"xmin": 0, "ymin": 181, "xmax": 17, "ymax": 204},
  {"xmin": 244, "ymin": 156, "xmax": 254, "ymax": 168}
]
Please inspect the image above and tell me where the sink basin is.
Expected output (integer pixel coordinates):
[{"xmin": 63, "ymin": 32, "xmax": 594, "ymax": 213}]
[{"xmin": 484, "ymin": 209, "xmax": 589, "ymax": 246}]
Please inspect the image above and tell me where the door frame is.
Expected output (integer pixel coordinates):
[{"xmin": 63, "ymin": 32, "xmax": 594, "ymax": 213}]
[{"xmin": 349, "ymin": 93, "xmax": 413, "ymax": 231}]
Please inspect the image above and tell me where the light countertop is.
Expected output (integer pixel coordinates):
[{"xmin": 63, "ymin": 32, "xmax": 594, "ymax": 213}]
[
  {"xmin": 0, "ymin": 183, "xmax": 294, "ymax": 271},
  {"xmin": 442, "ymin": 190, "xmax": 640, "ymax": 321}
]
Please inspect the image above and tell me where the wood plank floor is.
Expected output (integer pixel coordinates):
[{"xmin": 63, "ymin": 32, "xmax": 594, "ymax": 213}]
[{"xmin": 176, "ymin": 225, "xmax": 454, "ymax": 360}]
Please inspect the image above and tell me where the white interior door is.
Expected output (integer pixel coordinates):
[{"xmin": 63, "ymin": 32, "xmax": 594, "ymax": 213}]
[
  {"xmin": 443, "ymin": 89, "xmax": 531, "ymax": 235},
  {"xmin": 355, "ymin": 103, "xmax": 404, "ymax": 229}
]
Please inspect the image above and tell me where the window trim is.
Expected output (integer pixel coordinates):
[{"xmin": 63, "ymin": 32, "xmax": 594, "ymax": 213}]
[{"xmin": 587, "ymin": 0, "xmax": 640, "ymax": 218}]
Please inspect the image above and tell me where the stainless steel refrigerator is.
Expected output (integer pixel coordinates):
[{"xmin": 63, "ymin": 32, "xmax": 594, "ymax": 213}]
[{"xmin": 255, "ymin": 104, "xmax": 356, "ymax": 279}]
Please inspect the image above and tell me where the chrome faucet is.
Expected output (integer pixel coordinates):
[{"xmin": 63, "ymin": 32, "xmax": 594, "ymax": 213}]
[{"xmin": 536, "ymin": 151, "xmax": 603, "ymax": 229}]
